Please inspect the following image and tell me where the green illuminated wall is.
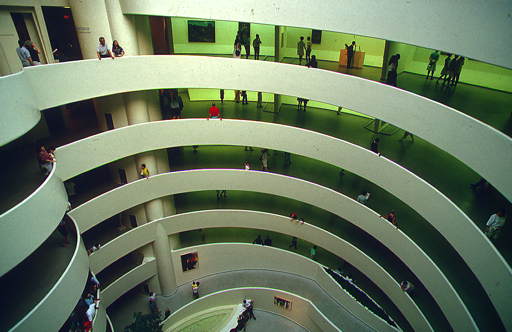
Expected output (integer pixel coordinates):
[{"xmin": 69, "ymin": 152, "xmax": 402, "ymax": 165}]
[
  {"xmin": 171, "ymin": 18, "xmax": 275, "ymax": 56},
  {"xmin": 282, "ymin": 27, "xmax": 385, "ymax": 67},
  {"xmin": 187, "ymin": 88, "xmax": 370, "ymax": 118},
  {"xmin": 388, "ymin": 42, "xmax": 512, "ymax": 92}
]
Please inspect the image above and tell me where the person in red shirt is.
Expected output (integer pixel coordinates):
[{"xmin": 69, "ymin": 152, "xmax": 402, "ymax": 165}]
[
  {"xmin": 208, "ymin": 103, "xmax": 221, "ymax": 119},
  {"xmin": 381, "ymin": 211, "xmax": 398, "ymax": 229}
]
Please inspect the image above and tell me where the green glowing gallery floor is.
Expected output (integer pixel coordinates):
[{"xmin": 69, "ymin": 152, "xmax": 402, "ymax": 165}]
[{"xmin": 105, "ymin": 76, "xmax": 510, "ymax": 332}]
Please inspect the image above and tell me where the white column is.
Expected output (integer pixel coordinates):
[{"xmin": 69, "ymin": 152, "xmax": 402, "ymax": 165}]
[
  {"xmin": 153, "ymin": 223, "xmax": 176, "ymax": 295},
  {"xmin": 125, "ymin": 91, "xmax": 149, "ymax": 124},
  {"xmin": 104, "ymin": 0, "xmax": 140, "ymax": 56},
  {"xmin": 69, "ymin": 0, "xmax": 112, "ymax": 59}
]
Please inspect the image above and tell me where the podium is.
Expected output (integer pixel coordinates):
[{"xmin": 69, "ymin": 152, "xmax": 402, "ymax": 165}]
[{"xmin": 339, "ymin": 49, "xmax": 365, "ymax": 68}]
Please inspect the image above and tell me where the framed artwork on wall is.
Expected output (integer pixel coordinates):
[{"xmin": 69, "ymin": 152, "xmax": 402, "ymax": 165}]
[
  {"xmin": 181, "ymin": 252, "xmax": 199, "ymax": 271},
  {"xmin": 188, "ymin": 20, "xmax": 215, "ymax": 42}
]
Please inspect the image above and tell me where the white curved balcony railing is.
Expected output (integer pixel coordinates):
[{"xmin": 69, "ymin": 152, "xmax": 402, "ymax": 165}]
[
  {"xmin": 0, "ymin": 57, "xmax": 510, "ymax": 206},
  {"xmin": 88, "ymin": 212, "xmax": 403, "ymax": 331},
  {"xmin": 57, "ymin": 119, "xmax": 508, "ymax": 329},
  {"xmin": 0, "ymin": 71, "xmax": 40, "ymax": 145},
  {"xmin": 101, "ymin": 257, "xmax": 157, "ymax": 308},
  {"xmin": 162, "ymin": 287, "xmax": 341, "ymax": 332},
  {"xmin": 9, "ymin": 217, "xmax": 90, "ymax": 332},
  {"xmin": 0, "ymin": 165, "xmax": 69, "ymax": 277},
  {"xmin": 80, "ymin": 193, "xmax": 453, "ymax": 331},
  {"xmin": 120, "ymin": 0, "xmax": 512, "ymax": 68},
  {"xmin": 96, "ymin": 240, "xmax": 409, "ymax": 331}
]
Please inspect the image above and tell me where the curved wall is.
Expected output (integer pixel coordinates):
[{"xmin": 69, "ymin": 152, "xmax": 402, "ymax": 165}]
[
  {"xmin": 0, "ymin": 165, "xmax": 69, "ymax": 277},
  {"xmin": 119, "ymin": 0, "xmax": 512, "ymax": 68},
  {"xmin": 162, "ymin": 287, "xmax": 341, "ymax": 332},
  {"xmin": 9, "ymin": 217, "xmax": 90, "ymax": 332},
  {"xmin": 84, "ymin": 204, "xmax": 441, "ymax": 331},
  {"xmin": 58, "ymin": 119, "xmax": 508, "ymax": 329},
  {"xmin": 1, "ymin": 57, "xmax": 510, "ymax": 205},
  {"xmin": 170, "ymin": 243, "xmax": 394, "ymax": 332},
  {"xmin": 96, "ymin": 239, "xmax": 406, "ymax": 331},
  {"xmin": 0, "ymin": 71, "xmax": 40, "ymax": 145},
  {"xmin": 101, "ymin": 258, "xmax": 157, "ymax": 308}
]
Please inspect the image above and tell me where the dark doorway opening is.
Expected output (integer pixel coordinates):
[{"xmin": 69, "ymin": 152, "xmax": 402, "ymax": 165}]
[{"xmin": 42, "ymin": 6, "xmax": 82, "ymax": 61}]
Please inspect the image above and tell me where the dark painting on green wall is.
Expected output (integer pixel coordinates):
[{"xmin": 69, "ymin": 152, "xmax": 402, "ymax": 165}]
[{"xmin": 188, "ymin": 20, "xmax": 215, "ymax": 42}]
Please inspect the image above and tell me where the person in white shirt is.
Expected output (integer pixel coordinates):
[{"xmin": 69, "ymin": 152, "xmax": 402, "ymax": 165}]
[
  {"xmin": 244, "ymin": 161, "xmax": 250, "ymax": 170},
  {"xmin": 357, "ymin": 192, "xmax": 370, "ymax": 205},
  {"xmin": 86, "ymin": 302, "xmax": 96, "ymax": 321},
  {"xmin": 97, "ymin": 37, "xmax": 114, "ymax": 60},
  {"xmin": 243, "ymin": 299, "xmax": 256, "ymax": 320},
  {"xmin": 485, "ymin": 210, "xmax": 506, "ymax": 240}
]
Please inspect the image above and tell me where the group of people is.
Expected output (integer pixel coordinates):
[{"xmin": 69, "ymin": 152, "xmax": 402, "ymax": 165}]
[
  {"xmin": 234, "ymin": 29, "xmax": 262, "ymax": 60},
  {"xmin": 96, "ymin": 36, "xmax": 125, "ymax": 60},
  {"xmin": 230, "ymin": 299, "xmax": 256, "ymax": 331},
  {"xmin": 425, "ymin": 50, "xmax": 465, "ymax": 86},
  {"xmin": 62, "ymin": 274, "xmax": 100, "ymax": 332},
  {"xmin": 297, "ymin": 36, "xmax": 314, "ymax": 65},
  {"xmin": 16, "ymin": 39, "xmax": 42, "ymax": 67},
  {"xmin": 252, "ymin": 234, "xmax": 273, "ymax": 246}
]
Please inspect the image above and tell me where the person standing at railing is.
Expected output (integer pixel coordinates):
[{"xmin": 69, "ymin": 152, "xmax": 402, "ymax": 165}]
[
  {"xmin": 381, "ymin": 211, "xmax": 398, "ymax": 229},
  {"xmin": 38, "ymin": 145, "xmax": 55, "ymax": 176},
  {"xmin": 27, "ymin": 41, "xmax": 41, "ymax": 65},
  {"xmin": 97, "ymin": 36, "xmax": 114, "ymax": 60},
  {"xmin": 208, "ymin": 103, "xmax": 221, "ymax": 119},
  {"xmin": 356, "ymin": 192, "xmax": 371, "ymax": 205},
  {"xmin": 16, "ymin": 40, "xmax": 33, "ymax": 67},
  {"xmin": 112, "ymin": 40, "xmax": 125, "ymax": 57},
  {"xmin": 485, "ymin": 210, "xmax": 507, "ymax": 240},
  {"xmin": 139, "ymin": 164, "xmax": 150, "ymax": 179},
  {"xmin": 400, "ymin": 280, "xmax": 415, "ymax": 294}
]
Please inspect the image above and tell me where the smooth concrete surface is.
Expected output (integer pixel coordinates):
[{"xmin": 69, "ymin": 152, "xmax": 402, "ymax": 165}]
[
  {"xmin": 57, "ymin": 119, "xmax": 505, "ymax": 329},
  {"xmin": 0, "ymin": 165, "xmax": 69, "ymax": 277},
  {"xmin": 75, "ymin": 172, "xmax": 466, "ymax": 330},
  {"xmin": 0, "ymin": 71, "xmax": 40, "ymax": 145},
  {"xmin": 93, "ymin": 304, "xmax": 107, "ymax": 332},
  {"xmin": 90, "ymin": 219, "xmax": 398, "ymax": 332},
  {"xmin": 88, "ymin": 215, "xmax": 429, "ymax": 331},
  {"xmin": 1, "ymin": 56, "xmax": 510, "ymax": 205},
  {"xmin": 119, "ymin": 0, "xmax": 512, "ymax": 68},
  {"xmin": 102, "ymin": 257, "xmax": 157, "ymax": 307},
  {"xmin": 162, "ymin": 287, "xmax": 341, "ymax": 332},
  {"xmin": 170, "ymin": 244, "xmax": 395, "ymax": 332},
  {"xmin": 9, "ymin": 217, "xmax": 90, "ymax": 332}
]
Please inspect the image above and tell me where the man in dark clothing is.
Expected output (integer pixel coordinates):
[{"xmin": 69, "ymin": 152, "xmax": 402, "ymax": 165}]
[
  {"xmin": 263, "ymin": 236, "xmax": 272, "ymax": 246},
  {"xmin": 370, "ymin": 138, "xmax": 380, "ymax": 154},
  {"xmin": 345, "ymin": 41, "xmax": 356, "ymax": 68},
  {"xmin": 386, "ymin": 54, "xmax": 400, "ymax": 86}
]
